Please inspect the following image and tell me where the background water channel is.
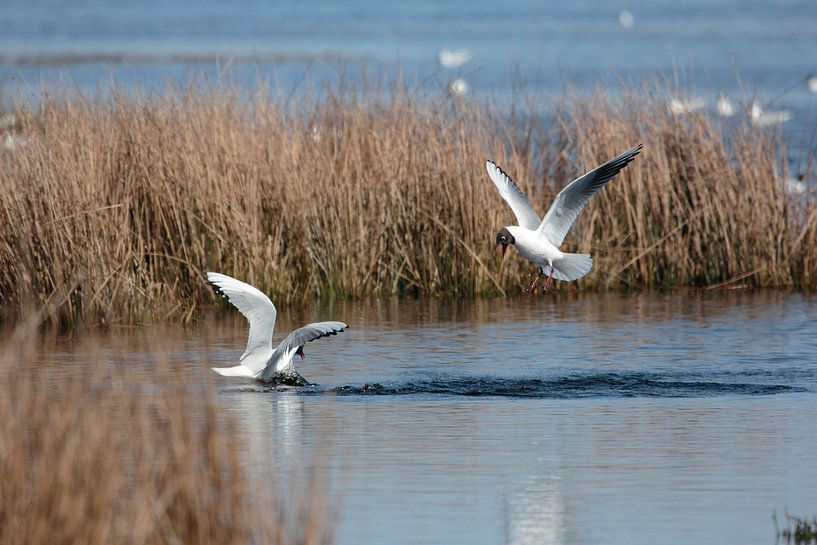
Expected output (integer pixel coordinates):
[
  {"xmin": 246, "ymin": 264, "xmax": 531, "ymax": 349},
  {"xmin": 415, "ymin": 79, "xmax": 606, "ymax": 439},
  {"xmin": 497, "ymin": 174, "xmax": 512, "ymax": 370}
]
[{"xmin": 39, "ymin": 291, "xmax": 817, "ymax": 544}]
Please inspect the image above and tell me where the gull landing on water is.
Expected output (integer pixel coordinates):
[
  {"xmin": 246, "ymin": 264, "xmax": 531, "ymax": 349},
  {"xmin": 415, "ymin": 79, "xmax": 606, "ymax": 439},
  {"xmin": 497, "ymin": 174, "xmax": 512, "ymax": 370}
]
[
  {"xmin": 207, "ymin": 272, "xmax": 347, "ymax": 386},
  {"xmin": 487, "ymin": 145, "xmax": 643, "ymax": 293}
]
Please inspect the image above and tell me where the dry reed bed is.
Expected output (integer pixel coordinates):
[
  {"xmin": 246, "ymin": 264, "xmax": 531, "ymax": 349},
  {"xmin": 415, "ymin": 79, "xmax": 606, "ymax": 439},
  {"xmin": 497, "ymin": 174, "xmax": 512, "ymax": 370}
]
[
  {"xmin": 0, "ymin": 330, "xmax": 333, "ymax": 545},
  {"xmin": 0, "ymin": 83, "xmax": 814, "ymax": 326}
]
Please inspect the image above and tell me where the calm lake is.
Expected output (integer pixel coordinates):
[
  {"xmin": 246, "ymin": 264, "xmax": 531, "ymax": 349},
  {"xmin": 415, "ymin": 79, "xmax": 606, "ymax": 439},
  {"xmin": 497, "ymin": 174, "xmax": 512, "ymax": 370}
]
[
  {"xmin": 42, "ymin": 291, "xmax": 817, "ymax": 545},
  {"xmin": 3, "ymin": 0, "xmax": 817, "ymax": 123}
]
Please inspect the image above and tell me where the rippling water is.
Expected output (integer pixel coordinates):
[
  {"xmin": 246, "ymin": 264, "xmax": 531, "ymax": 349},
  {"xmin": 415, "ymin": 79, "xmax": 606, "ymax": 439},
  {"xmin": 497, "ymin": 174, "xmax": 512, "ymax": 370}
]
[{"xmin": 40, "ymin": 291, "xmax": 817, "ymax": 544}]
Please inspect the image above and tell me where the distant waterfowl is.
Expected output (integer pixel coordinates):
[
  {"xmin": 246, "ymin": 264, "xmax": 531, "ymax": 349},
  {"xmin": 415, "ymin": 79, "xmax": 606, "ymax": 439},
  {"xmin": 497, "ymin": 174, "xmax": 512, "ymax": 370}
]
[
  {"xmin": 669, "ymin": 97, "xmax": 705, "ymax": 115},
  {"xmin": 0, "ymin": 113, "xmax": 15, "ymax": 131},
  {"xmin": 716, "ymin": 93, "xmax": 736, "ymax": 117},
  {"xmin": 785, "ymin": 174, "xmax": 807, "ymax": 195},
  {"xmin": 207, "ymin": 272, "xmax": 347, "ymax": 385},
  {"xmin": 0, "ymin": 114, "xmax": 25, "ymax": 152},
  {"xmin": 750, "ymin": 101, "xmax": 792, "ymax": 127},
  {"xmin": 487, "ymin": 145, "xmax": 643, "ymax": 292},
  {"xmin": 448, "ymin": 78, "xmax": 470, "ymax": 96},
  {"xmin": 437, "ymin": 48, "xmax": 472, "ymax": 69},
  {"xmin": 617, "ymin": 9, "xmax": 635, "ymax": 28},
  {"xmin": 808, "ymin": 75, "xmax": 817, "ymax": 94},
  {"xmin": 2, "ymin": 133, "xmax": 26, "ymax": 152}
]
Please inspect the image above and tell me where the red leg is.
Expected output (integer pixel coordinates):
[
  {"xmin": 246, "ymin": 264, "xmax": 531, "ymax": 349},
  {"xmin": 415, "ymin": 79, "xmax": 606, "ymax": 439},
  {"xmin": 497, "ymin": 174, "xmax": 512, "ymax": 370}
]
[
  {"xmin": 542, "ymin": 267, "xmax": 554, "ymax": 293},
  {"xmin": 526, "ymin": 269, "xmax": 542, "ymax": 293}
]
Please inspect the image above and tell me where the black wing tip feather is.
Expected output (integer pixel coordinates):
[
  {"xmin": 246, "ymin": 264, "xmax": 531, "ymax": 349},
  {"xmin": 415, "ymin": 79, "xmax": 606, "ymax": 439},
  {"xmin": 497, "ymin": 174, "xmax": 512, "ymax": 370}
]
[
  {"xmin": 583, "ymin": 143, "xmax": 643, "ymax": 194},
  {"xmin": 613, "ymin": 143, "xmax": 643, "ymax": 165},
  {"xmin": 486, "ymin": 159, "xmax": 505, "ymax": 176},
  {"xmin": 205, "ymin": 276, "xmax": 229, "ymax": 300},
  {"xmin": 486, "ymin": 160, "xmax": 520, "ymax": 188},
  {"xmin": 303, "ymin": 323, "xmax": 348, "ymax": 345},
  {"xmin": 616, "ymin": 143, "xmax": 643, "ymax": 166}
]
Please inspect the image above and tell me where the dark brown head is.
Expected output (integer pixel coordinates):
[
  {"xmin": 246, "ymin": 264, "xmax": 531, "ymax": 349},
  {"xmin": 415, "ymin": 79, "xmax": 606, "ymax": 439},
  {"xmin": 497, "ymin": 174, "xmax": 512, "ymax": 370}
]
[{"xmin": 495, "ymin": 227, "xmax": 515, "ymax": 257}]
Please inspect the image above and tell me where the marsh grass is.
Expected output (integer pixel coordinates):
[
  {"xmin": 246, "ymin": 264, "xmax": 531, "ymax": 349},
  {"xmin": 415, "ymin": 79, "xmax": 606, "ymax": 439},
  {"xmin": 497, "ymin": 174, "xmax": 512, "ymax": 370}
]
[
  {"xmin": 0, "ymin": 329, "xmax": 334, "ymax": 545},
  {"xmin": 0, "ymin": 79, "xmax": 814, "ymax": 325},
  {"xmin": 775, "ymin": 512, "xmax": 817, "ymax": 544}
]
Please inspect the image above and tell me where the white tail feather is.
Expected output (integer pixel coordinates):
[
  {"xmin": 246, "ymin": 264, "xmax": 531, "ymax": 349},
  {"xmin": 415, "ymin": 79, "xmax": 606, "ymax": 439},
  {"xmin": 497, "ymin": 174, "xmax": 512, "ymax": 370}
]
[
  {"xmin": 211, "ymin": 365, "xmax": 256, "ymax": 378},
  {"xmin": 551, "ymin": 253, "xmax": 593, "ymax": 281}
]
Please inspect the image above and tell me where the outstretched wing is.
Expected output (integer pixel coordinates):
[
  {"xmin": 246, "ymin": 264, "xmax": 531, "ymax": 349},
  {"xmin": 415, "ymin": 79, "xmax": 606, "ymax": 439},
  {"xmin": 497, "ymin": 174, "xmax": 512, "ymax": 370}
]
[
  {"xmin": 538, "ymin": 144, "xmax": 642, "ymax": 247},
  {"xmin": 485, "ymin": 161, "xmax": 541, "ymax": 230},
  {"xmin": 260, "ymin": 321, "xmax": 348, "ymax": 380},
  {"xmin": 207, "ymin": 272, "xmax": 277, "ymax": 375}
]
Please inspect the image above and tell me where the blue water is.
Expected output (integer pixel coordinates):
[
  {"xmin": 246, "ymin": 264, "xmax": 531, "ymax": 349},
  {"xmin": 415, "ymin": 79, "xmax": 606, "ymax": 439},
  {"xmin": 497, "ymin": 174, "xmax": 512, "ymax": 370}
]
[
  {"xmin": 2, "ymin": 0, "xmax": 817, "ymax": 112},
  {"xmin": 215, "ymin": 292, "xmax": 817, "ymax": 545},
  {"xmin": 41, "ymin": 291, "xmax": 817, "ymax": 544}
]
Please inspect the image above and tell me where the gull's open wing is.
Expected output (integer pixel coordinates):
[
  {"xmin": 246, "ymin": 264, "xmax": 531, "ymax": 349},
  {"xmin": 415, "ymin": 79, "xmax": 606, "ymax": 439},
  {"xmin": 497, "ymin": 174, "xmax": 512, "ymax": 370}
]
[
  {"xmin": 486, "ymin": 160, "xmax": 541, "ymax": 230},
  {"xmin": 260, "ymin": 321, "xmax": 348, "ymax": 380},
  {"xmin": 207, "ymin": 272, "xmax": 277, "ymax": 375},
  {"xmin": 538, "ymin": 144, "xmax": 642, "ymax": 246}
]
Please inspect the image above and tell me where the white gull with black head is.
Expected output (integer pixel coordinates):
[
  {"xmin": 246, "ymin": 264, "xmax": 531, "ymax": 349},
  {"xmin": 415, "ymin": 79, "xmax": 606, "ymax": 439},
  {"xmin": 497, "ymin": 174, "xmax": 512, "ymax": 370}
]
[
  {"xmin": 487, "ymin": 144, "xmax": 643, "ymax": 291},
  {"xmin": 206, "ymin": 272, "xmax": 347, "ymax": 383}
]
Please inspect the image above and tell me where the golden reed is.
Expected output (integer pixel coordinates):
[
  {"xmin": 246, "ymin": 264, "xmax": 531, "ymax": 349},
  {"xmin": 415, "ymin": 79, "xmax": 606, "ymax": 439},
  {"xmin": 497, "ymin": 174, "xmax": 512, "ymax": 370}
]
[
  {"xmin": 0, "ymin": 80, "xmax": 814, "ymax": 326},
  {"xmin": 0, "ymin": 329, "xmax": 334, "ymax": 545}
]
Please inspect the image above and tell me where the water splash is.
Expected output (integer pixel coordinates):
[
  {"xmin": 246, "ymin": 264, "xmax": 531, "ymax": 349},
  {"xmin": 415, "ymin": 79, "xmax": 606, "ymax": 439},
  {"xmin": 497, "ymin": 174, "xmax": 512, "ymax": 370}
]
[{"xmin": 215, "ymin": 371, "xmax": 808, "ymax": 398}]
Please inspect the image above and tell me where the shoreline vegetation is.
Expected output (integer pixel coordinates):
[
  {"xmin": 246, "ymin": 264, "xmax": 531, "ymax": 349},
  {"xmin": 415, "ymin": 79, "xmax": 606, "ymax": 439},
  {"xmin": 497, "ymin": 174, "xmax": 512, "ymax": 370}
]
[
  {"xmin": 0, "ymin": 329, "xmax": 335, "ymax": 545},
  {"xmin": 0, "ymin": 78, "xmax": 815, "ymax": 327},
  {"xmin": 775, "ymin": 512, "xmax": 817, "ymax": 544}
]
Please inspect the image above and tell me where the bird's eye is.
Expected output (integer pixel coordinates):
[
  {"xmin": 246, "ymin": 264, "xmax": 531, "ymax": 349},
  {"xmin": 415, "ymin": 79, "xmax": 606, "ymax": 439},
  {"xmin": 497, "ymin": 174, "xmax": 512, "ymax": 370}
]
[{"xmin": 501, "ymin": 236, "xmax": 506, "ymax": 242}]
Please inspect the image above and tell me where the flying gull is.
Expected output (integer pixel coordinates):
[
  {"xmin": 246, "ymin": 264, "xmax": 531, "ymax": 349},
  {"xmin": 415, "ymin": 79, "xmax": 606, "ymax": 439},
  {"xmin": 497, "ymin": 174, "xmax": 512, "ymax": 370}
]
[
  {"xmin": 207, "ymin": 272, "xmax": 347, "ymax": 385},
  {"xmin": 487, "ymin": 144, "xmax": 643, "ymax": 292}
]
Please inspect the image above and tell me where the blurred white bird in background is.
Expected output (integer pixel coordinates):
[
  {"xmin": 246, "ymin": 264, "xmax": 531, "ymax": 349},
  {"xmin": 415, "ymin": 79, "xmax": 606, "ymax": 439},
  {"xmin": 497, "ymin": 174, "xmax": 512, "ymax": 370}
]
[
  {"xmin": 3, "ymin": 134, "xmax": 27, "ymax": 151},
  {"xmin": 785, "ymin": 174, "xmax": 807, "ymax": 195},
  {"xmin": 807, "ymin": 75, "xmax": 817, "ymax": 94},
  {"xmin": 751, "ymin": 101, "xmax": 792, "ymax": 127},
  {"xmin": 448, "ymin": 78, "xmax": 470, "ymax": 96},
  {"xmin": 0, "ymin": 114, "xmax": 15, "ymax": 131},
  {"xmin": 437, "ymin": 48, "xmax": 472, "ymax": 69},
  {"xmin": 617, "ymin": 9, "xmax": 635, "ymax": 28},
  {"xmin": 716, "ymin": 93, "xmax": 736, "ymax": 117},
  {"xmin": 1, "ymin": 113, "xmax": 26, "ymax": 152},
  {"xmin": 669, "ymin": 97, "xmax": 705, "ymax": 115}
]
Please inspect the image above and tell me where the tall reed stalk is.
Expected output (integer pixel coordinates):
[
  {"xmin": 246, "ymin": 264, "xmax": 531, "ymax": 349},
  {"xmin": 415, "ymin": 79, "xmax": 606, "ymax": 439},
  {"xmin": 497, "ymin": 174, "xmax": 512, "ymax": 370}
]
[{"xmin": 0, "ymin": 79, "xmax": 813, "ymax": 326}]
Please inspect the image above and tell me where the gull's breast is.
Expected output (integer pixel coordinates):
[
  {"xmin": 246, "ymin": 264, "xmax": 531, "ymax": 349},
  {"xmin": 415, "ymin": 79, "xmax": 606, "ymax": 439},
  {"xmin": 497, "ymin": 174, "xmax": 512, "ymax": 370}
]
[{"xmin": 511, "ymin": 228, "xmax": 563, "ymax": 264}]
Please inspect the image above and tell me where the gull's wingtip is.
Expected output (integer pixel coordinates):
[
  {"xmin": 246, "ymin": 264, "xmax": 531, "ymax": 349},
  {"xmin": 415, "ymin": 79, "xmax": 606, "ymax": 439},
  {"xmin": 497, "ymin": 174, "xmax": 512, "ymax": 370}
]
[
  {"xmin": 205, "ymin": 271, "xmax": 225, "ymax": 283},
  {"xmin": 205, "ymin": 272, "xmax": 235, "ymax": 300},
  {"xmin": 329, "ymin": 322, "xmax": 349, "ymax": 335},
  {"xmin": 205, "ymin": 271, "xmax": 223, "ymax": 288},
  {"xmin": 616, "ymin": 143, "xmax": 644, "ymax": 163}
]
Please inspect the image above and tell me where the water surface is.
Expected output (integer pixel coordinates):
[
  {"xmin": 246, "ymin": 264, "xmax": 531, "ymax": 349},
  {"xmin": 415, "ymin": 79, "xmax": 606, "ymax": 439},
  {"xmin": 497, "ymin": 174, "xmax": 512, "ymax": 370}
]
[
  {"xmin": 2, "ymin": 0, "xmax": 816, "ymax": 114},
  {"xmin": 41, "ymin": 291, "xmax": 817, "ymax": 545}
]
